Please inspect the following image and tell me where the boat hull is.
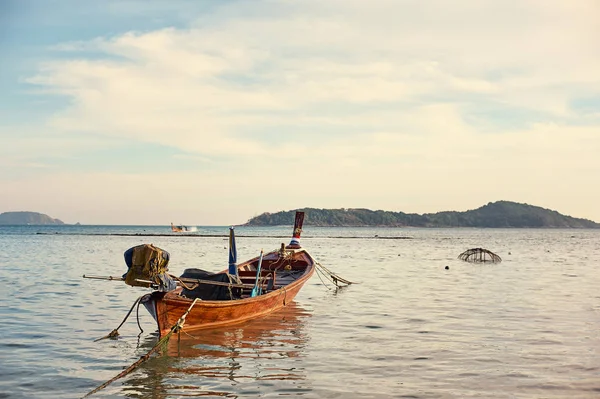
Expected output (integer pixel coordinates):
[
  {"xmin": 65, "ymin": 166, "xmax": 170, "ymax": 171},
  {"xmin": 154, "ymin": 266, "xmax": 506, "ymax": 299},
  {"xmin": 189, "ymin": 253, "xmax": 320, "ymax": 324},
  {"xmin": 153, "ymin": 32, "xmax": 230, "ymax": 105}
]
[{"xmin": 143, "ymin": 250, "xmax": 315, "ymax": 336}]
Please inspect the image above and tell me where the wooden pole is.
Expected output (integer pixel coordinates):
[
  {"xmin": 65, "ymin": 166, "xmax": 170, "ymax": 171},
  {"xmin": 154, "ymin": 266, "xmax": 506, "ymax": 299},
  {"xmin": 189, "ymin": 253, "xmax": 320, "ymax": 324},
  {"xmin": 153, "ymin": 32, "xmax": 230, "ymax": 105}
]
[{"xmin": 82, "ymin": 275, "xmax": 124, "ymax": 281}]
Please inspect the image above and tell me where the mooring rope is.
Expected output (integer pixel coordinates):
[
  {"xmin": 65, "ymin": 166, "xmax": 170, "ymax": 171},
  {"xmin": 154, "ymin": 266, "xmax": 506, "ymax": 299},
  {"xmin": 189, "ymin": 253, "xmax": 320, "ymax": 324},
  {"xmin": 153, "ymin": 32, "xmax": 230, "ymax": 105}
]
[
  {"xmin": 82, "ymin": 298, "xmax": 199, "ymax": 398},
  {"xmin": 314, "ymin": 266, "xmax": 335, "ymax": 290},
  {"xmin": 94, "ymin": 295, "xmax": 145, "ymax": 342},
  {"xmin": 313, "ymin": 260, "xmax": 355, "ymax": 287},
  {"xmin": 135, "ymin": 298, "xmax": 144, "ymax": 335}
]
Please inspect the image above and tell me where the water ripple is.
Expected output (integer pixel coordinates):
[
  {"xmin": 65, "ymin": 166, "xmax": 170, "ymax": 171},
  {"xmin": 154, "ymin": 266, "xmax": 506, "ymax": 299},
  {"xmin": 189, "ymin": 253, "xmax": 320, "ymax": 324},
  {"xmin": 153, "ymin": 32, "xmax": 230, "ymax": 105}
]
[{"xmin": 1, "ymin": 227, "xmax": 600, "ymax": 398}]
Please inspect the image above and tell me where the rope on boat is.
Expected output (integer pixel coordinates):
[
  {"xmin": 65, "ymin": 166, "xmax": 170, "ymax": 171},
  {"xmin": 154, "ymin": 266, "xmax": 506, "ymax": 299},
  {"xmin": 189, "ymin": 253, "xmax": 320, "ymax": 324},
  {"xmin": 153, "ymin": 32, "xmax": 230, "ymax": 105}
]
[
  {"xmin": 169, "ymin": 274, "xmax": 196, "ymax": 290},
  {"xmin": 314, "ymin": 266, "xmax": 335, "ymax": 290},
  {"xmin": 94, "ymin": 295, "xmax": 145, "ymax": 342},
  {"xmin": 82, "ymin": 298, "xmax": 199, "ymax": 398},
  {"xmin": 313, "ymin": 259, "xmax": 355, "ymax": 287}
]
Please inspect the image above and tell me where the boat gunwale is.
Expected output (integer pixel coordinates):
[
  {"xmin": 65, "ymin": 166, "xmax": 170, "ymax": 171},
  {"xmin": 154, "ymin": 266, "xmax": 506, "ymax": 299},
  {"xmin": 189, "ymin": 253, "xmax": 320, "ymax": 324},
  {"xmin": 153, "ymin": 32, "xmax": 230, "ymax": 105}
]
[{"xmin": 162, "ymin": 249, "xmax": 315, "ymax": 307}]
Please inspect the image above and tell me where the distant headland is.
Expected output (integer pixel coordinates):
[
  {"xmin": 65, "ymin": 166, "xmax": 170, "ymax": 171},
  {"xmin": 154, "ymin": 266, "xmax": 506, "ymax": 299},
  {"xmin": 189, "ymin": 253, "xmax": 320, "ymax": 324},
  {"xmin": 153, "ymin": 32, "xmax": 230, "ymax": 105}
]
[
  {"xmin": 0, "ymin": 211, "xmax": 64, "ymax": 225},
  {"xmin": 244, "ymin": 201, "xmax": 600, "ymax": 228}
]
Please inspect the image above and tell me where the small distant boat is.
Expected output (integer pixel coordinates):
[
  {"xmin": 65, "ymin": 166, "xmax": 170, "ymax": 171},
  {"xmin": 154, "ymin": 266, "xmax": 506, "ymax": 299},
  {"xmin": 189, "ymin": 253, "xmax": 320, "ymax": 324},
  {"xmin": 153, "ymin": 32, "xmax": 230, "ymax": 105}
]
[
  {"xmin": 136, "ymin": 212, "xmax": 314, "ymax": 336},
  {"xmin": 171, "ymin": 223, "xmax": 197, "ymax": 233}
]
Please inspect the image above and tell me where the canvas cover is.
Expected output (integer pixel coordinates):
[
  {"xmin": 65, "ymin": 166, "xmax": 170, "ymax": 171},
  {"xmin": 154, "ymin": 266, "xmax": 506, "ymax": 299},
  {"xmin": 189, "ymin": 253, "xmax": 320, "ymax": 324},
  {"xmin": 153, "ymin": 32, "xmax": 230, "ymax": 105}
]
[
  {"xmin": 180, "ymin": 268, "xmax": 241, "ymax": 300},
  {"xmin": 123, "ymin": 244, "xmax": 176, "ymax": 291}
]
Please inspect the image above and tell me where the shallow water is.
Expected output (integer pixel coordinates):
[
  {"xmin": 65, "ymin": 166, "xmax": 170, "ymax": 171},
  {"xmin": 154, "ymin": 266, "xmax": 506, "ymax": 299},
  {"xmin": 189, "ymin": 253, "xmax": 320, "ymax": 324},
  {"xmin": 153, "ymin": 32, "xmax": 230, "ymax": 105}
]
[{"xmin": 0, "ymin": 226, "xmax": 599, "ymax": 398}]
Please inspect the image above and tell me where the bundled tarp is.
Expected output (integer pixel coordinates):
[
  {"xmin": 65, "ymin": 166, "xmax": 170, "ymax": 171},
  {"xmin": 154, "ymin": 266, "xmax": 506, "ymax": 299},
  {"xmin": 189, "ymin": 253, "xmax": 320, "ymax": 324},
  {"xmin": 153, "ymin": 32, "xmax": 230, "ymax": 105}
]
[
  {"xmin": 180, "ymin": 268, "xmax": 241, "ymax": 300},
  {"xmin": 123, "ymin": 244, "xmax": 177, "ymax": 291}
]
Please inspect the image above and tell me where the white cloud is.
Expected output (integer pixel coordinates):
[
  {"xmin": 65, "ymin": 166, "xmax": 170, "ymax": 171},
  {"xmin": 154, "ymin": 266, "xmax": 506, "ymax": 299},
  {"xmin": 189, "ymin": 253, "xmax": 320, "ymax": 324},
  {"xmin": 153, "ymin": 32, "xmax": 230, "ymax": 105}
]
[{"xmin": 4, "ymin": 0, "xmax": 600, "ymax": 223}]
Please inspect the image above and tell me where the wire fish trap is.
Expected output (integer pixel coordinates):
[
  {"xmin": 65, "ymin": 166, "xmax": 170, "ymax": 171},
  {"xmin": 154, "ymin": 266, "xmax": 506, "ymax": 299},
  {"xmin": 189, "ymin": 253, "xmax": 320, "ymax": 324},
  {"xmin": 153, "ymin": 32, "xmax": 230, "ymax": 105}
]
[{"xmin": 458, "ymin": 248, "xmax": 502, "ymax": 263}]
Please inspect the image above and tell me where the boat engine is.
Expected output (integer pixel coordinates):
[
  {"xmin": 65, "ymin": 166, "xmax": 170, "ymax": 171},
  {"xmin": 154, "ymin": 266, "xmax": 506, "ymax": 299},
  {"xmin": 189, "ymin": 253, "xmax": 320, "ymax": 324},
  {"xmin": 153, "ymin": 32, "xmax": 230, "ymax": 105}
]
[{"xmin": 123, "ymin": 244, "xmax": 177, "ymax": 291}]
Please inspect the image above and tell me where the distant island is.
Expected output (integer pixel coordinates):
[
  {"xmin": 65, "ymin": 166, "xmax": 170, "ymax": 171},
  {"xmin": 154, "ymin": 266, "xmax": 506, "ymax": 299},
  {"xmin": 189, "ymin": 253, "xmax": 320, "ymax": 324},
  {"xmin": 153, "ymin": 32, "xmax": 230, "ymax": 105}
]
[
  {"xmin": 0, "ymin": 211, "xmax": 64, "ymax": 225},
  {"xmin": 245, "ymin": 201, "xmax": 600, "ymax": 228}
]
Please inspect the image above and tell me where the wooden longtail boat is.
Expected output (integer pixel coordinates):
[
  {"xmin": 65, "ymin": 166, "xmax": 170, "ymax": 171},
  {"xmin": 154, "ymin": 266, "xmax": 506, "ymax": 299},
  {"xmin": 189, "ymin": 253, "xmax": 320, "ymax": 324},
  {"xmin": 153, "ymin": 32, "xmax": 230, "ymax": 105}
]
[
  {"xmin": 82, "ymin": 212, "xmax": 355, "ymax": 399},
  {"xmin": 144, "ymin": 212, "xmax": 314, "ymax": 337}
]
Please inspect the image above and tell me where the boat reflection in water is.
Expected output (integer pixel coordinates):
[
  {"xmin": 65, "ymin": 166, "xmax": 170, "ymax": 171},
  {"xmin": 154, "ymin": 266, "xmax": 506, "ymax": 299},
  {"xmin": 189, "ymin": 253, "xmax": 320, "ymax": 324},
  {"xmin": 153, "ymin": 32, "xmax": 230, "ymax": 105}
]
[{"xmin": 122, "ymin": 302, "xmax": 312, "ymax": 398}]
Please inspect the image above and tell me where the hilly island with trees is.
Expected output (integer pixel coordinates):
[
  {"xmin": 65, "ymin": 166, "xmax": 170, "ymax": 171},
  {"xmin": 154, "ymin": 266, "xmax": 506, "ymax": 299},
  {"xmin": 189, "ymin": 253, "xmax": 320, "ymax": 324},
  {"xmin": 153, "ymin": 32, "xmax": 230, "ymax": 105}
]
[
  {"xmin": 0, "ymin": 211, "xmax": 65, "ymax": 225},
  {"xmin": 1, "ymin": 201, "xmax": 598, "ymax": 228},
  {"xmin": 245, "ymin": 201, "xmax": 600, "ymax": 228}
]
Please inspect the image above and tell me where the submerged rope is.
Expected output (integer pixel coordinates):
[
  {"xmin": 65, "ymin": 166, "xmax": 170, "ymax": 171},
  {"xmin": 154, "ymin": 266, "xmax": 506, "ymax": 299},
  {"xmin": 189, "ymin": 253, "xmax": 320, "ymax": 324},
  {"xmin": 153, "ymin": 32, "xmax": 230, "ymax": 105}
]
[
  {"xmin": 94, "ymin": 295, "xmax": 145, "ymax": 342},
  {"xmin": 82, "ymin": 298, "xmax": 199, "ymax": 398}
]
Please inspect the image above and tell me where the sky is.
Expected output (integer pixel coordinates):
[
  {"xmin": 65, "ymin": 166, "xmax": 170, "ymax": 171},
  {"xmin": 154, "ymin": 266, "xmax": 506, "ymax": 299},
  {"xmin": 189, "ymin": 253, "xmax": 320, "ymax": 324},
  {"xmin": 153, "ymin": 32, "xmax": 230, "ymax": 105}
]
[{"xmin": 1, "ymin": 0, "xmax": 599, "ymax": 225}]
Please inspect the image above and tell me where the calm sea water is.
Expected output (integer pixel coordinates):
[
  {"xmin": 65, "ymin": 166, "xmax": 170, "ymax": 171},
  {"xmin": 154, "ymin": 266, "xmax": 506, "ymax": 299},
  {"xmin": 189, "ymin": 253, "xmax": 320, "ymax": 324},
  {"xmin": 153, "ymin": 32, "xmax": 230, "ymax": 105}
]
[{"xmin": 0, "ymin": 225, "xmax": 599, "ymax": 399}]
